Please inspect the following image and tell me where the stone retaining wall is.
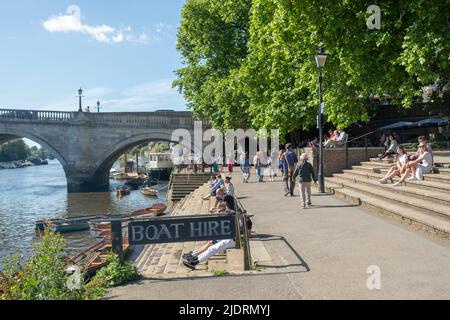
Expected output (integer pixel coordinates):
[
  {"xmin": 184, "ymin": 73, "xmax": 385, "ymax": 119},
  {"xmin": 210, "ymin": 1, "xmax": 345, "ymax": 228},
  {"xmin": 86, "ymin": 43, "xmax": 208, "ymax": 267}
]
[{"xmin": 304, "ymin": 147, "xmax": 384, "ymax": 176}]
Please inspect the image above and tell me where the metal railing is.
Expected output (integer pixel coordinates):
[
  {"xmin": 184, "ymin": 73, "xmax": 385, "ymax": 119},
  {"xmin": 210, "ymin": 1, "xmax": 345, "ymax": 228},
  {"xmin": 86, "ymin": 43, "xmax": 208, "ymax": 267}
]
[
  {"xmin": 345, "ymin": 130, "xmax": 377, "ymax": 168},
  {"xmin": 0, "ymin": 109, "xmax": 73, "ymax": 122}
]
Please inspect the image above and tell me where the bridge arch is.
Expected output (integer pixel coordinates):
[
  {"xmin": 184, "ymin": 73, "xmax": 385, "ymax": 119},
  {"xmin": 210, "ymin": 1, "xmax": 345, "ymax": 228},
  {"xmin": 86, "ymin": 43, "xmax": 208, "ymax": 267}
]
[
  {"xmin": 93, "ymin": 131, "xmax": 195, "ymax": 189},
  {"xmin": 0, "ymin": 129, "xmax": 68, "ymax": 167}
]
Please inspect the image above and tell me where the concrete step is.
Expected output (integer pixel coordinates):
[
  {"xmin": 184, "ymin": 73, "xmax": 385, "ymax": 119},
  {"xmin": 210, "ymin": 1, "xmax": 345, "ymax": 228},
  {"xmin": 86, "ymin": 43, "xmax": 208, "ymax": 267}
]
[
  {"xmin": 332, "ymin": 173, "xmax": 450, "ymax": 206},
  {"xmin": 326, "ymin": 183, "xmax": 450, "ymax": 241},
  {"xmin": 354, "ymin": 165, "xmax": 450, "ymax": 183},
  {"xmin": 328, "ymin": 176, "xmax": 450, "ymax": 220},
  {"xmin": 341, "ymin": 169, "xmax": 450, "ymax": 193}
]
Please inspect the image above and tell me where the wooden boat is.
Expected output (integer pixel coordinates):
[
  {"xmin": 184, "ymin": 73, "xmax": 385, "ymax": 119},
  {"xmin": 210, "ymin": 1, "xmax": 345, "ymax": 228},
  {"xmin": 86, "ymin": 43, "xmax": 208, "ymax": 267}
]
[
  {"xmin": 49, "ymin": 222, "xmax": 91, "ymax": 233},
  {"xmin": 125, "ymin": 178, "xmax": 145, "ymax": 190},
  {"xmin": 35, "ymin": 215, "xmax": 105, "ymax": 232},
  {"xmin": 88, "ymin": 204, "xmax": 166, "ymax": 236},
  {"xmin": 116, "ymin": 185, "xmax": 131, "ymax": 196},
  {"xmin": 139, "ymin": 186, "xmax": 158, "ymax": 197},
  {"xmin": 130, "ymin": 203, "xmax": 166, "ymax": 217},
  {"xmin": 114, "ymin": 173, "xmax": 131, "ymax": 181},
  {"xmin": 65, "ymin": 238, "xmax": 130, "ymax": 277}
]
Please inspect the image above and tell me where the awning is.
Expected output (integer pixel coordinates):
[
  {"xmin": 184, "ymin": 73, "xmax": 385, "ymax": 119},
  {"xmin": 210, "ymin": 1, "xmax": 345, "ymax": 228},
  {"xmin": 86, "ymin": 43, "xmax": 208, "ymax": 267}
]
[
  {"xmin": 377, "ymin": 118, "xmax": 448, "ymax": 131},
  {"xmin": 377, "ymin": 121, "xmax": 415, "ymax": 131},
  {"xmin": 415, "ymin": 118, "xmax": 449, "ymax": 128}
]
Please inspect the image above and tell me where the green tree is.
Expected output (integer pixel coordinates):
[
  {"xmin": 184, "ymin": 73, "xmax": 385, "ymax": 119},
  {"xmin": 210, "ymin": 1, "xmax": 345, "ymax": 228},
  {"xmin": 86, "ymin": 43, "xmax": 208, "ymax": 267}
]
[
  {"xmin": 0, "ymin": 140, "xmax": 31, "ymax": 162},
  {"xmin": 173, "ymin": 0, "xmax": 252, "ymax": 130},
  {"xmin": 175, "ymin": 0, "xmax": 450, "ymax": 134}
]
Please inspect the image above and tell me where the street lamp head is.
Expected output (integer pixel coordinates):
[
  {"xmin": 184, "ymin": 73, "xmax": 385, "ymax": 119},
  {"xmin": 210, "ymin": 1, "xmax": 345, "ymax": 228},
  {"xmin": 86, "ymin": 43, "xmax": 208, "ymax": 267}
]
[
  {"xmin": 97, "ymin": 100, "xmax": 100, "ymax": 107},
  {"xmin": 78, "ymin": 88, "xmax": 83, "ymax": 96},
  {"xmin": 315, "ymin": 48, "xmax": 328, "ymax": 69}
]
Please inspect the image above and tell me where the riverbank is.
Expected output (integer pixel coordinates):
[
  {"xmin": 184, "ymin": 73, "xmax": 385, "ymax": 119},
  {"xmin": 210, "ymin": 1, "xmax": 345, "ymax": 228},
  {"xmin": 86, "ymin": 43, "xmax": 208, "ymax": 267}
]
[
  {"xmin": 0, "ymin": 160, "xmax": 47, "ymax": 169},
  {"xmin": 107, "ymin": 172, "xmax": 450, "ymax": 300}
]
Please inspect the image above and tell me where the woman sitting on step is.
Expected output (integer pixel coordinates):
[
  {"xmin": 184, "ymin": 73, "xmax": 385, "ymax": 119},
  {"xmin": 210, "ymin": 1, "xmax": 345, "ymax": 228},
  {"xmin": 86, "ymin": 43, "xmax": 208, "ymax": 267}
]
[
  {"xmin": 393, "ymin": 142, "xmax": 433, "ymax": 186},
  {"xmin": 379, "ymin": 146, "xmax": 408, "ymax": 184}
]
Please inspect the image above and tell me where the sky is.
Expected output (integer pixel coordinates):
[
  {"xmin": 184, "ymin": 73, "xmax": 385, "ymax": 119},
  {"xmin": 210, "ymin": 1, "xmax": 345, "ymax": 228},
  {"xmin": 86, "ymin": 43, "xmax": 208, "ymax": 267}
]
[{"xmin": 0, "ymin": 0, "xmax": 188, "ymax": 114}]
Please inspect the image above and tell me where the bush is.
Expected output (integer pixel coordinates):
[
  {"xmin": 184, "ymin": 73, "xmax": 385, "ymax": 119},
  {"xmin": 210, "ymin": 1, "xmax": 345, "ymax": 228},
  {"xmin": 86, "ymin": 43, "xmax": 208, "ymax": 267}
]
[
  {"xmin": 92, "ymin": 253, "xmax": 141, "ymax": 288},
  {"xmin": 0, "ymin": 230, "xmax": 105, "ymax": 300},
  {"xmin": 1, "ymin": 231, "xmax": 141, "ymax": 300}
]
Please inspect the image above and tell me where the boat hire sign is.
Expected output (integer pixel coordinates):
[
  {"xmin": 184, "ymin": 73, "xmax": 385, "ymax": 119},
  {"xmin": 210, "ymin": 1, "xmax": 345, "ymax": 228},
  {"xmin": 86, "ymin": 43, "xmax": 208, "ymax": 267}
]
[{"xmin": 128, "ymin": 214, "xmax": 236, "ymax": 245}]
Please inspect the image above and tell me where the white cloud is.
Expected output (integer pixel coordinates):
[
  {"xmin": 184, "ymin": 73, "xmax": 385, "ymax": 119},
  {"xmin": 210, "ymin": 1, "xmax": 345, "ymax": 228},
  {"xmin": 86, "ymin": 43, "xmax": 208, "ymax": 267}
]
[{"xmin": 42, "ymin": 5, "xmax": 155, "ymax": 44}]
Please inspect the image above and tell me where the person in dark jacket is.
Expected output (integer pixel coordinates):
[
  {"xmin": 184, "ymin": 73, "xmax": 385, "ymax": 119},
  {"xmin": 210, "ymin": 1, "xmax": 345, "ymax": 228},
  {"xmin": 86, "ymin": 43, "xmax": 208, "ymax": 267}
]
[{"xmin": 293, "ymin": 153, "xmax": 318, "ymax": 209}]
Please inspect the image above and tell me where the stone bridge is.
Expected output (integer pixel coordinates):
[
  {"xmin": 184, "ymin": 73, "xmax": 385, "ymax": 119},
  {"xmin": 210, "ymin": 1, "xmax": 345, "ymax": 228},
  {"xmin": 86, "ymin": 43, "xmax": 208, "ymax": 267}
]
[{"xmin": 0, "ymin": 109, "xmax": 209, "ymax": 192}]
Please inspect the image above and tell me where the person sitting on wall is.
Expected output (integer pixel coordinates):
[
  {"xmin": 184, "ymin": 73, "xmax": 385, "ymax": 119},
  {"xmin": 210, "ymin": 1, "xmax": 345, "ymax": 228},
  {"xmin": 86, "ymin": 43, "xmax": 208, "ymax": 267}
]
[
  {"xmin": 203, "ymin": 174, "xmax": 224, "ymax": 200},
  {"xmin": 324, "ymin": 129, "xmax": 347, "ymax": 148},
  {"xmin": 210, "ymin": 188, "xmax": 226, "ymax": 213}
]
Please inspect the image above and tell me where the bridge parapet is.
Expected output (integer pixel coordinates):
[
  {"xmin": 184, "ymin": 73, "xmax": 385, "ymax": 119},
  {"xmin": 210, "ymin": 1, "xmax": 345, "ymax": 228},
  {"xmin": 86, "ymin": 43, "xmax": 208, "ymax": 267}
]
[
  {"xmin": 0, "ymin": 109, "xmax": 211, "ymax": 128},
  {"xmin": 0, "ymin": 109, "xmax": 73, "ymax": 122}
]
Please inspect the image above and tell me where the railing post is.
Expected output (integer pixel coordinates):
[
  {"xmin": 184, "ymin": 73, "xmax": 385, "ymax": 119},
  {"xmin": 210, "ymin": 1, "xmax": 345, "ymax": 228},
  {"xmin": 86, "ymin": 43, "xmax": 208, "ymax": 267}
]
[
  {"xmin": 234, "ymin": 213, "xmax": 241, "ymax": 250},
  {"xmin": 345, "ymin": 142, "xmax": 349, "ymax": 169},
  {"xmin": 111, "ymin": 220, "xmax": 123, "ymax": 259},
  {"xmin": 365, "ymin": 136, "xmax": 368, "ymax": 160},
  {"xmin": 242, "ymin": 212, "xmax": 252, "ymax": 271}
]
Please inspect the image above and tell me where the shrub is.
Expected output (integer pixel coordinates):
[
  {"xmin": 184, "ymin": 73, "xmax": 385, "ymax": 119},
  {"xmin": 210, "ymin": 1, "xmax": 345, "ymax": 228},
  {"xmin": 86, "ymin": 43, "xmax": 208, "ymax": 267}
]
[
  {"xmin": 0, "ymin": 230, "xmax": 105, "ymax": 300},
  {"xmin": 92, "ymin": 253, "xmax": 141, "ymax": 288}
]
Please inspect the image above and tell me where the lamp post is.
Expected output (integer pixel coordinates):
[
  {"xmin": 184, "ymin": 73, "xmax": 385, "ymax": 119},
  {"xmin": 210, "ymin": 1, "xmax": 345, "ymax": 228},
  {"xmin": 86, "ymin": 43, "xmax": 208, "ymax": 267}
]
[
  {"xmin": 315, "ymin": 48, "xmax": 328, "ymax": 193},
  {"xmin": 96, "ymin": 100, "xmax": 102, "ymax": 113},
  {"xmin": 78, "ymin": 88, "xmax": 83, "ymax": 112}
]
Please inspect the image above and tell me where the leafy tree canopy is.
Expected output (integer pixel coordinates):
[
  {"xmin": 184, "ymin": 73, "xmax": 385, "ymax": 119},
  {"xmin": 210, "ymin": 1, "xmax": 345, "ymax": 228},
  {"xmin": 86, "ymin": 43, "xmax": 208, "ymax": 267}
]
[{"xmin": 175, "ymin": 0, "xmax": 450, "ymax": 135}]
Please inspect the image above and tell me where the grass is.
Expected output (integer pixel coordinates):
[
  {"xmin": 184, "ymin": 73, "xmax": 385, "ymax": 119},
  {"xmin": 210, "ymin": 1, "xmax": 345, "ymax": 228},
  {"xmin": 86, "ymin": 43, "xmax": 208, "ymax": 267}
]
[{"xmin": 211, "ymin": 270, "xmax": 230, "ymax": 277}]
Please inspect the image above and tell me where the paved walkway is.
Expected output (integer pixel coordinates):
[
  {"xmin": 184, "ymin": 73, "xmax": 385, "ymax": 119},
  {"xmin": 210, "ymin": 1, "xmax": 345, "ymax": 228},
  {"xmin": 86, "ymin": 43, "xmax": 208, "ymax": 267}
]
[{"xmin": 107, "ymin": 173, "xmax": 450, "ymax": 300}]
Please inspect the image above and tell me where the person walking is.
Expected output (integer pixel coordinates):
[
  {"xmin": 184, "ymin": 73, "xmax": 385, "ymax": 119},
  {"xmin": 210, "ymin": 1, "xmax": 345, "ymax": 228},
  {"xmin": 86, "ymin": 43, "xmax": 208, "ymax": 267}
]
[
  {"xmin": 241, "ymin": 153, "xmax": 251, "ymax": 183},
  {"xmin": 227, "ymin": 153, "xmax": 234, "ymax": 173},
  {"xmin": 293, "ymin": 153, "xmax": 318, "ymax": 209},
  {"xmin": 282, "ymin": 144, "xmax": 298, "ymax": 196}
]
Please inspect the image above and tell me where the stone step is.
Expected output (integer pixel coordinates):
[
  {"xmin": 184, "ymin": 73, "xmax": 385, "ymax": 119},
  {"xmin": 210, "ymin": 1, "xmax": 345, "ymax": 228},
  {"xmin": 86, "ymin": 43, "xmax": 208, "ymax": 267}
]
[
  {"xmin": 326, "ymin": 184, "xmax": 450, "ymax": 241},
  {"xmin": 341, "ymin": 169, "xmax": 450, "ymax": 193},
  {"xmin": 333, "ymin": 173, "xmax": 450, "ymax": 206},
  {"xmin": 354, "ymin": 165, "xmax": 450, "ymax": 183},
  {"xmin": 328, "ymin": 176, "xmax": 450, "ymax": 221},
  {"xmin": 361, "ymin": 161, "xmax": 394, "ymax": 168}
]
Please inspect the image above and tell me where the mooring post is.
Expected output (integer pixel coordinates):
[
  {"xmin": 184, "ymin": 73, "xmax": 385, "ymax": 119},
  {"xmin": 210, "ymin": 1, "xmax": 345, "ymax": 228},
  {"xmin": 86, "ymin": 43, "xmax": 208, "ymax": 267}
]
[{"xmin": 111, "ymin": 220, "xmax": 123, "ymax": 258}]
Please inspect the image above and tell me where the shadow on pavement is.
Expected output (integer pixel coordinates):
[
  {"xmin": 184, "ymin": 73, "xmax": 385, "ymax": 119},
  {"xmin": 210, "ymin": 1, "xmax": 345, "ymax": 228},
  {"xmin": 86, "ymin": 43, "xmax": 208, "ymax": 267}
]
[{"xmin": 251, "ymin": 234, "xmax": 310, "ymax": 272}]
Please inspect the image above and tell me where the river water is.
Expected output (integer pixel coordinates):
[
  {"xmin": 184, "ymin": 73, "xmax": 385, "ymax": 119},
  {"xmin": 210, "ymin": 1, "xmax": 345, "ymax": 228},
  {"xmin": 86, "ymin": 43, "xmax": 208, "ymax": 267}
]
[{"xmin": 0, "ymin": 160, "xmax": 168, "ymax": 269}]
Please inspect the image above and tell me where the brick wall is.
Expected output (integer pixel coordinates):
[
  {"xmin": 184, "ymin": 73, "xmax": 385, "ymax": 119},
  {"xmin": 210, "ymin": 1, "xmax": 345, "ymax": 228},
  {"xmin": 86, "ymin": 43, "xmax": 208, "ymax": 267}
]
[{"xmin": 303, "ymin": 147, "xmax": 384, "ymax": 176}]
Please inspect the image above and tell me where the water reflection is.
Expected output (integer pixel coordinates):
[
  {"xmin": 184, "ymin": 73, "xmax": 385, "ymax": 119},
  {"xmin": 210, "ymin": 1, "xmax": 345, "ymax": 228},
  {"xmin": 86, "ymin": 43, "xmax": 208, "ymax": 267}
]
[{"xmin": 0, "ymin": 160, "xmax": 167, "ymax": 268}]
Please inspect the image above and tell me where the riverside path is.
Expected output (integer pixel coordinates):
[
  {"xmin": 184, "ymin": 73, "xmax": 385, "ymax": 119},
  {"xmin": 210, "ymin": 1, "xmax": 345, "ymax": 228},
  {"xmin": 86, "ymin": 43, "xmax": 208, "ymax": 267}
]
[{"xmin": 106, "ymin": 172, "xmax": 450, "ymax": 300}]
